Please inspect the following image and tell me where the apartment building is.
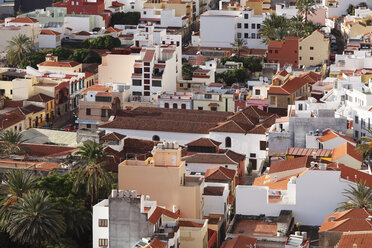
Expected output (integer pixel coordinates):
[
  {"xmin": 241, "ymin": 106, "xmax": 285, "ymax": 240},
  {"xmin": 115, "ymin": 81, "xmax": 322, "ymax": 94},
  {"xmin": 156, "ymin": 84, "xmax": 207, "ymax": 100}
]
[
  {"xmin": 118, "ymin": 141, "xmax": 204, "ymax": 219},
  {"xmin": 200, "ymin": 9, "xmax": 268, "ymax": 49},
  {"xmin": 0, "ymin": 17, "xmax": 40, "ymax": 53},
  {"xmin": 139, "ymin": 8, "xmax": 189, "ymax": 28},
  {"xmin": 193, "ymin": 91, "xmax": 234, "ymax": 112}
]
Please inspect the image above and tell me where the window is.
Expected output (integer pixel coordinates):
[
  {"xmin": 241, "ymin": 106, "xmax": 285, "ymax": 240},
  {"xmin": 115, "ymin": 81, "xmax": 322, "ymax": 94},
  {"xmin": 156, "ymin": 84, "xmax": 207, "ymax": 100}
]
[
  {"xmin": 310, "ymin": 46, "xmax": 314, "ymax": 50},
  {"xmin": 275, "ymin": 50, "xmax": 278, "ymax": 54},
  {"xmin": 237, "ymin": 33, "xmax": 241, "ymax": 38},
  {"xmin": 251, "ymin": 23, "xmax": 255, "ymax": 29},
  {"xmin": 294, "ymin": 50, "xmax": 297, "ymax": 53},
  {"xmin": 144, "ymin": 92, "xmax": 150, "ymax": 96},
  {"xmin": 255, "ymin": 89, "xmax": 260, "ymax": 95},
  {"xmin": 198, "ymin": 107, "xmax": 203, "ymax": 110},
  {"xmin": 152, "ymin": 135, "xmax": 160, "ymax": 141},
  {"xmin": 143, "ymin": 11, "xmax": 146, "ymax": 15},
  {"xmin": 269, "ymin": 50, "xmax": 272, "ymax": 53},
  {"xmin": 355, "ymin": 116, "xmax": 359, "ymax": 124},
  {"xmin": 225, "ymin": 137, "xmax": 231, "ymax": 148},
  {"xmin": 132, "ymin": 91, "xmax": 142, "ymax": 96},
  {"xmin": 299, "ymin": 46, "xmax": 302, "ymax": 50},
  {"xmin": 87, "ymin": 124, "xmax": 91, "ymax": 128},
  {"xmin": 98, "ymin": 219, "xmax": 108, "ymax": 227},
  {"xmin": 180, "ymin": 83, "xmax": 184, "ymax": 88},
  {"xmin": 205, "ymin": 94, "xmax": 212, "ymax": 99},
  {"xmin": 250, "ymin": 153, "xmax": 256, "ymax": 158},
  {"xmin": 237, "ymin": 23, "xmax": 241, "ymax": 28},
  {"xmin": 244, "ymin": 14, "xmax": 248, "ymax": 19},
  {"xmin": 260, "ymin": 141, "xmax": 267, "ymax": 150},
  {"xmin": 251, "ymin": 33, "xmax": 256, "ymax": 39},
  {"xmin": 355, "ymin": 130, "xmax": 359, "ymax": 138},
  {"xmin": 257, "ymin": 24, "xmax": 261, "ymax": 29},
  {"xmin": 98, "ymin": 239, "xmax": 108, "ymax": 247},
  {"xmin": 211, "ymin": 107, "xmax": 217, "ymax": 111},
  {"xmin": 173, "ymin": 103, "xmax": 178, "ymax": 109},
  {"xmin": 181, "ymin": 104, "xmax": 186, "ymax": 109},
  {"xmin": 86, "ymin": 108, "xmax": 91, "ymax": 115},
  {"xmin": 244, "ymin": 33, "xmax": 249, "ymax": 38},
  {"xmin": 152, "ymin": 80, "xmax": 162, "ymax": 87},
  {"xmin": 164, "ymin": 103, "xmax": 169, "ymax": 108},
  {"xmin": 244, "ymin": 23, "xmax": 248, "ymax": 29},
  {"xmin": 299, "ymin": 56, "xmax": 302, "ymax": 60},
  {"xmin": 101, "ymin": 109, "xmax": 107, "ymax": 117},
  {"xmin": 310, "ymin": 57, "xmax": 314, "ymax": 60},
  {"xmin": 288, "ymin": 97, "xmax": 290, "ymax": 104}
]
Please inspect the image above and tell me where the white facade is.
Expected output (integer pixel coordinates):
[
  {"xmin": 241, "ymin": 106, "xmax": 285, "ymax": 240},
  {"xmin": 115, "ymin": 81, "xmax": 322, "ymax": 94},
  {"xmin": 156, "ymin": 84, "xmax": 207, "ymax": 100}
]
[
  {"xmin": 93, "ymin": 199, "xmax": 109, "ymax": 248},
  {"xmin": 39, "ymin": 33, "xmax": 61, "ymax": 49},
  {"xmin": 330, "ymin": 51, "xmax": 372, "ymax": 74},
  {"xmin": 200, "ymin": 9, "xmax": 268, "ymax": 49},
  {"xmin": 202, "ymin": 182, "xmax": 229, "ymax": 217},
  {"xmin": 236, "ymin": 169, "xmax": 365, "ymax": 226},
  {"xmin": 64, "ymin": 16, "xmax": 92, "ymax": 32},
  {"xmin": 323, "ymin": 0, "xmax": 370, "ymax": 18},
  {"xmin": 140, "ymin": 9, "xmax": 188, "ymax": 28},
  {"xmin": 157, "ymin": 92, "xmax": 193, "ymax": 109},
  {"xmin": 275, "ymin": 4, "xmax": 298, "ymax": 18}
]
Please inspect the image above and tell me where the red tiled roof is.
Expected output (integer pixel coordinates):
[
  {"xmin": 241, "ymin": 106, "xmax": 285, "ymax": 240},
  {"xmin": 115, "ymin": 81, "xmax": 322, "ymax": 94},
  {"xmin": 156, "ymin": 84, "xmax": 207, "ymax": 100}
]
[
  {"xmin": 327, "ymin": 162, "xmax": 372, "ymax": 187},
  {"xmin": 40, "ymin": 29, "xmax": 61, "ymax": 36},
  {"xmin": 286, "ymin": 147, "xmax": 333, "ymax": 157},
  {"xmin": 143, "ymin": 49, "xmax": 155, "ymax": 63},
  {"xmin": 22, "ymin": 104, "xmax": 45, "ymax": 113},
  {"xmin": 336, "ymin": 231, "xmax": 372, "ymax": 248},
  {"xmin": 183, "ymin": 149, "xmax": 245, "ymax": 165},
  {"xmin": 148, "ymin": 207, "xmax": 180, "ymax": 224},
  {"xmin": 38, "ymin": 61, "xmax": 80, "ymax": 68},
  {"xmin": 142, "ymin": 238, "xmax": 167, "ymax": 248},
  {"xmin": 101, "ymin": 132, "xmax": 126, "ymax": 141},
  {"xmin": 332, "ymin": 142, "xmax": 362, "ymax": 162},
  {"xmin": 111, "ymin": 1, "xmax": 125, "ymax": 7},
  {"xmin": 20, "ymin": 143, "xmax": 78, "ymax": 158},
  {"xmin": 187, "ymin": 138, "xmax": 221, "ymax": 147},
  {"xmin": 221, "ymin": 235, "xmax": 257, "ymax": 248},
  {"xmin": 105, "ymin": 26, "xmax": 122, "ymax": 33},
  {"xmin": 9, "ymin": 17, "xmax": 38, "ymax": 23},
  {"xmin": 317, "ymin": 130, "xmax": 356, "ymax": 144},
  {"xmin": 0, "ymin": 112, "xmax": 24, "ymax": 130},
  {"xmin": 74, "ymin": 31, "xmax": 91, "ymax": 36},
  {"xmin": 27, "ymin": 93, "xmax": 54, "ymax": 103},
  {"xmin": 319, "ymin": 209, "xmax": 372, "ymax": 232},
  {"xmin": 269, "ymin": 156, "xmax": 312, "ymax": 174},
  {"xmin": 205, "ymin": 166, "xmax": 236, "ymax": 181},
  {"xmin": 179, "ymin": 220, "xmax": 204, "ymax": 228},
  {"xmin": 203, "ymin": 186, "xmax": 225, "ymax": 196}
]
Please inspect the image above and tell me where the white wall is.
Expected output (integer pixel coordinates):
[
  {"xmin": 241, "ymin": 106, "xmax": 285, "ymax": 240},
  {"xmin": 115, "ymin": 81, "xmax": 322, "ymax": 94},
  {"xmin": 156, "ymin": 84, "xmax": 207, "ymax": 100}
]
[
  {"xmin": 39, "ymin": 34, "xmax": 60, "ymax": 49},
  {"xmin": 202, "ymin": 182, "xmax": 229, "ymax": 217},
  {"xmin": 200, "ymin": 13, "xmax": 236, "ymax": 48},
  {"xmin": 236, "ymin": 170, "xmax": 358, "ymax": 225},
  {"xmin": 93, "ymin": 199, "xmax": 109, "ymax": 248},
  {"xmin": 64, "ymin": 16, "xmax": 91, "ymax": 32}
]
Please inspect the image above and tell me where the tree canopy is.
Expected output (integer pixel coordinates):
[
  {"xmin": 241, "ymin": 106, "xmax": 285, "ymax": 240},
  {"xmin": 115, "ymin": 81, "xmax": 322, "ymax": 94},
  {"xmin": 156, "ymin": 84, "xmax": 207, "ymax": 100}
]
[
  {"xmin": 68, "ymin": 48, "xmax": 101, "ymax": 64},
  {"xmin": 82, "ymin": 35, "xmax": 121, "ymax": 50}
]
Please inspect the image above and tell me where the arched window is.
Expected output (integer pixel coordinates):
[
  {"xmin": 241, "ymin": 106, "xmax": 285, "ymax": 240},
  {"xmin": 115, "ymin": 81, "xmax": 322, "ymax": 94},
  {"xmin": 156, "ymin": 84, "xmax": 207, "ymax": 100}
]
[
  {"xmin": 173, "ymin": 103, "xmax": 178, "ymax": 109},
  {"xmin": 225, "ymin": 137, "xmax": 231, "ymax": 148},
  {"xmin": 181, "ymin": 104, "xmax": 186, "ymax": 109},
  {"xmin": 164, "ymin": 103, "xmax": 169, "ymax": 108},
  {"xmin": 152, "ymin": 135, "xmax": 160, "ymax": 141}
]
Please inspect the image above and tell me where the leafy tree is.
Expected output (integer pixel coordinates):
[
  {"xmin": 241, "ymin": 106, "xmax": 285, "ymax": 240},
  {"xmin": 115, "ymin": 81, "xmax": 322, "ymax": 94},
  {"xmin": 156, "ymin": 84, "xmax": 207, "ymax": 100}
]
[
  {"xmin": 74, "ymin": 141, "xmax": 112, "ymax": 207},
  {"xmin": 182, "ymin": 62, "xmax": 199, "ymax": 80},
  {"xmin": 6, "ymin": 190, "xmax": 66, "ymax": 247},
  {"xmin": 216, "ymin": 68, "xmax": 247, "ymax": 86},
  {"xmin": 109, "ymin": 12, "xmax": 141, "ymax": 26},
  {"xmin": 68, "ymin": 48, "xmax": 101, "ymax": 63},
  {"xmin": 82, "ymin": 36, "xmax": 121, "ymax": 50},
  {"xmin": 0, "ymin": 130, "xmax": 29, "ymax": 155},
  {"xmin": 0, "ymin": 170, "xmax": 37, "ymax": 229},
  {"xmin": 296, "ymin": 0, "xmax": 316, "ymax": 22},
  {"xmin": 6, "ymin": 34, "xmax": 34, "ymax": 66},
  {"xmin": 335, "ymin": 181, "xmax": 372, "ymax": 211},
  {"xmin": 243, "ymin": 57, "xmax": 263, "ymax": 72},
  {"xmin": 48, "ymin": 47, "xmax": 73, "ymax": 60},
  {"xmin": 231, "ymin": 38, "xmax": 246, "ymax": 58},
  {"xmin": 19, "ymin": 51, "xmax": 47, "ymax": 69},
  {"xmin": 357, "ymin": 130, "xmax": 372, "ymax": 163}
]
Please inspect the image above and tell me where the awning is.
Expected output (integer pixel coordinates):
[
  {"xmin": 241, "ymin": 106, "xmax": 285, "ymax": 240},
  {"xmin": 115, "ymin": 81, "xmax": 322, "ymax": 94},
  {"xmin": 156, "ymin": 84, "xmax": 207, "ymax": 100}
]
[{"xmin": 208, "ymin": 103, "xmax": 219, "ymax": 107}]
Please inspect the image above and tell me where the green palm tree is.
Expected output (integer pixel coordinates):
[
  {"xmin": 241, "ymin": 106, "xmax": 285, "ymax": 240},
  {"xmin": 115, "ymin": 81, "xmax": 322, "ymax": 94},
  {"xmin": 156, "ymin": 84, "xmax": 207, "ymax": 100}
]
[
  {"xmin": 0, "ymin": 170, "xmax": 37, "ymax": 229},
  {"xmin": 357, "ymin": 130, "xmax": 372, "ymax": 163},
  {"xmin": 335, "ymin": 181, "xmax": 372, "ymax": 211},
  {"xmin": 74, "ymin": 141, "xmax": 112, "ymax": 206},
  {"xmin": 230, "ymin": 38, "xmax": 246, "ymax": 58},
  {"xmin": 0, "ymin": 130, "xmax": 28, "ymax": 155},
  {"xmin": 6, "ymin": 34, "xmax": 34, "ymax": 67},
  {"xmin": 258, "ymin": 14, "xmax": 289, "ymax": 44},
  {"xmin": 296, "ymin": 0, "xmax": 316, "ymax": 22},
  {"xmin": 6, "ymin": 190, "xmax": 65, "ymax": 247}
]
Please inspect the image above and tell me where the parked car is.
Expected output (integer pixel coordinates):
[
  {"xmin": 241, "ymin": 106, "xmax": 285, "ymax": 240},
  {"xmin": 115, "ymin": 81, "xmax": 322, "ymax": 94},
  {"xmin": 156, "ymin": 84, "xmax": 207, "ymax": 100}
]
[{"xmin": 63, "ymin": 124, "xmax": 76, "ymax": 132}]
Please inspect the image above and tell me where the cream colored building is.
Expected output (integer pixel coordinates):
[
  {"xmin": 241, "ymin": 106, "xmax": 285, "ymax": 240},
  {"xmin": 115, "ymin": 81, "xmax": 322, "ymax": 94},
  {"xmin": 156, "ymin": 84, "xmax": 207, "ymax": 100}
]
[
  {"xmin": 299, "ymin": 30, "xmax": 330, "ymax": 68},
  {"xmin": 98, "ymin": 53, "xmax": 140, "ymax": 85},
  {"xmin": 179, "ymin": 219, "xmax": 208, "ymax": 248},
  {"xmin": 143, "ymin": 1, "xmax": 195, "ymax": 25},
  {"xmin": 193, "ymin": 92, "xmax": 234, "ymax": 112},
  {"xmin": 118, "ymin": 141, "xmax": 204, "ymax": 219},
  {"xmin": 37, "ymin": 55, "xmax": 83, "ymax": 73}
]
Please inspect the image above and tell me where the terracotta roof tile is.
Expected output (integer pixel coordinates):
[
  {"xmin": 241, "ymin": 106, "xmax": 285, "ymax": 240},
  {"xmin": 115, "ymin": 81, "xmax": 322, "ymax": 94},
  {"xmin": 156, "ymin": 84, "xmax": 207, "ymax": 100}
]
[
  {"xmin": 319, "ymin": 209, "xmax": 372, "ymax": 233},
  {"xmin": 27, "ymin": 93, "xmax": 54, "ymax": 103},
  {"xmin": 332, "ymin": 142, "xmax": 363, "ymax": 162},
  {"xmin": 327, "ymin": 163, "xmax": 372, "ymax": 187},
  {"xmin": 205, "ymin": 166, "xmax": 236, "ymax": 181},
  {"xmin": 0, "ymin": 112, "xmax": 24, "ymax": 130},
  {"xmin": 286, "ymin": 147, "xmax": 333, "ymax": 157},
  {"xmin": 187, "ymin": 138, "xmax": 221, "ymax": 147},
  {"xmin": 203, "ymin": 186, "xmax": 225, "ymax": 196},
  {"xmin": 269, "ymin": 156, "xmax": 312, "ymax": 174},
  {"xmin": 101, "ymin": 132, "xmax": 126, "ymax": 141},
  {"xmin": 336, "ymin": 231, "xmax": 372, "ymax": 248},
  {"xmin": 142, "ymin": 238, "xmax": 167, "ymax": 248},
  {"xmin": 317, "ymin": 130, "xmax": 356, "ymax": 144},
  {"xmin": 9, "ymin": 17, "xmax": 38, "ymax": 23},
  {"xmin": 221, "ymin": 235, "xmax": 257, "ymax": 248},
  {"xmin": 148, "ymin": 207, "xmax": 180, "ymax": 225},
  {"xmin": 40, "ymin": 29, "xmax": 61, "ymax": 36},
  {"xmin": 179, "ymin": 220, "xmax": 204, "ymax": 228}
]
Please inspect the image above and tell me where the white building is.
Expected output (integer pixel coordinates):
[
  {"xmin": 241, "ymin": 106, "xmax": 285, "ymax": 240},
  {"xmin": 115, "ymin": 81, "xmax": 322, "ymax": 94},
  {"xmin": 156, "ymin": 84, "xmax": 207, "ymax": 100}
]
[
  {"xmin": 104, "ymin": 0, "xmax": 145, "ymax": 13},
  {"xmin": 139, "ymin": 8, "xmax": 188, "ymax": 28},
  {"xmin": 200, "ymin": 9, "xmax": 268, "ymax": 49},
  {"xmin": 157, "ymin": 91, "xmax": 193, "ymax": 109},
  {"xmin": 39, "ymin": 29, "xmax": 62, "ymax": 49},
  {"xmin": 202, "ymin": 182, "xmax": 229, "ymax": 218},
  {"xmin": 236, "ymin": 164, "xmax": 372, "ymax": 226},
  {"xmin": 323, "ymin": 0, "xmax": 371, "ymax": 18},
  {"xmin": 275, "ymin": 3, "xmax": 298, "ymax": 18}
]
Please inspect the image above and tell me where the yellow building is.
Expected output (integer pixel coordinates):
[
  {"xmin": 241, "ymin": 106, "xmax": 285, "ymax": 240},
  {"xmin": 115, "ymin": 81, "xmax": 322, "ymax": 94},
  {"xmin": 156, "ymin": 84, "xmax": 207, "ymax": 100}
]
[
  {"xmin": 26, "ymin": 93, "xmax": 56, "ymax": 125},
  {"xmin": 0, "ymin": 111, "xmax": 25, "ymax": 133},
  {"xmin": 144, "ymin": 0, "xmax": 195, "ymax": 25},
  {"xmin": 37, "ymin": 55, "xmax": 83, "ymax": 73},
  {"xmin": 193, "ymin": 92, "xmax": 234, "ymax": 112},
  {"xmin": 118, "ymin": 141, "xmax": 204, "ymax": 219},
  {"xmin": 299, "ymin": 30, "xmax": 330, "ymax": 67},
  {"xmin": 244, "ymin": 0, "xmax": 273, "ymax": 15},
  {"xmin": 179, "ymin": 219, "xmax": 208, "ymax": 248},
  {"xmin": 342, "ymin": 19, "xmax": 372, "ymax": 40}
]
